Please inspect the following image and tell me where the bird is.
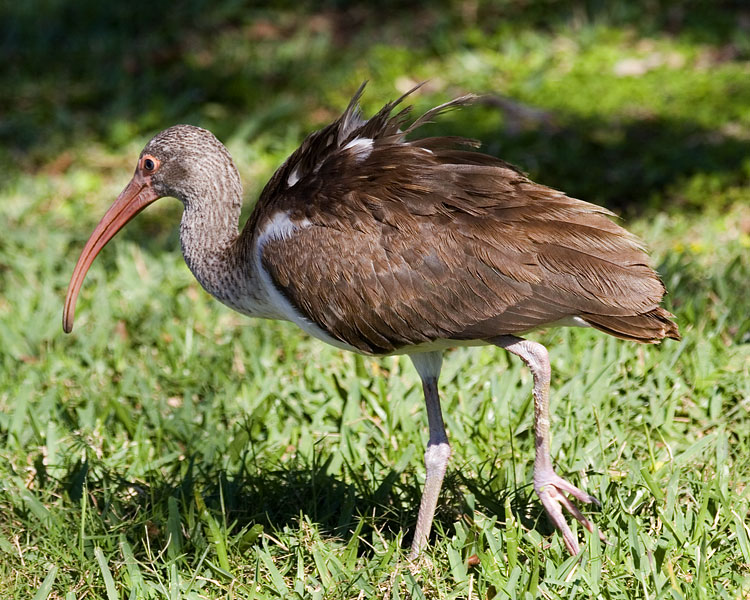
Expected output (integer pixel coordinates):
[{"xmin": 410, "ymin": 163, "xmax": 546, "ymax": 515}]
[{"xmin": 63, "ymin": 83, "xmax": 680, "ymax": 558}]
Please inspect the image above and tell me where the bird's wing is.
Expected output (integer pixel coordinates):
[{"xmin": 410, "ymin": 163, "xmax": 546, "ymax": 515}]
[{"xmin": 244, "ymin": 87, "xmax": 672, "ymax": 354}]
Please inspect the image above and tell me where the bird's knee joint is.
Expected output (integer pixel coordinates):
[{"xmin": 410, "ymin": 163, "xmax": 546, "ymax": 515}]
[
  {"xmin": 424, "ymin": 442, "xmax": 451, "ymax": 471},
  {"xmin": 523, "ymin": 340, "xmax": 549, "ymax": 368}
]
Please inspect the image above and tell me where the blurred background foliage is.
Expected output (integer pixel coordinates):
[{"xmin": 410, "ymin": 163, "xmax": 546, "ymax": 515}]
[{"xmin": 3, "ymin": 0, "xmax": 750, "ymax": 212}]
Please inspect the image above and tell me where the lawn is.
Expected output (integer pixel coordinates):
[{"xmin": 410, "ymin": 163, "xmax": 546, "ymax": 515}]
[{"xmin": 1, "ymin": 2, "xmax": 749, "ymax": 598}]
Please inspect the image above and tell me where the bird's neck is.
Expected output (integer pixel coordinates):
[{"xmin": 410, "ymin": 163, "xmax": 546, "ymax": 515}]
[{"xmin": 178, "ymin": 168, "xmax": 271, "ymax": 318}]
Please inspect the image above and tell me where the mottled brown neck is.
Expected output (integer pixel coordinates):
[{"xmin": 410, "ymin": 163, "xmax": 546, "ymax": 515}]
[{"xmin": 175, "ymin": 148, "xmax": 267, "ymax": 315}]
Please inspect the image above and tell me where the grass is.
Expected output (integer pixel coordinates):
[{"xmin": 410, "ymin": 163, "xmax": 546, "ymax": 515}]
[{"xmin": 1, "ymin": 2, "xmax": 749, "ymax": 598}]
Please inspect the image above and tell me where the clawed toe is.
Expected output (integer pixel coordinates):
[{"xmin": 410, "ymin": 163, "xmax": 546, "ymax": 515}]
[
  {"xmin": 493, "ymin": 337, "xmax": 607, "ymax": 556},
  {"xmin": 534, "ymin": 471, "xmax": 605, "ymax": 555}
]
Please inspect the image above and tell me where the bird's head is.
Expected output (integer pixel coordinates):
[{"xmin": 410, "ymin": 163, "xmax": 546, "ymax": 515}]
[{"xmin": 62, "ymin": 124, "xmax": 238, "ymax": 333}]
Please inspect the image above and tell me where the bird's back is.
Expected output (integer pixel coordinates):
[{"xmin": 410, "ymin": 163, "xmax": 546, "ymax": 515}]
[{"xmin": 242, "ymin": 85, "xmax": 679, "ymax": 355}]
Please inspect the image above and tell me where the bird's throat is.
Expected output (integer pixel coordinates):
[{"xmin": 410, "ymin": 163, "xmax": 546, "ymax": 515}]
[{"xmin": 177, "ymin": 177, "xmax": 271, "ymax": 319}]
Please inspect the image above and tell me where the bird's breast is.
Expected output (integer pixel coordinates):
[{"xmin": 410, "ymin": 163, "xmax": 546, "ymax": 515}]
[{"xmin": 253, "ymin": 210, "xmax": 362, "ymax": 352}]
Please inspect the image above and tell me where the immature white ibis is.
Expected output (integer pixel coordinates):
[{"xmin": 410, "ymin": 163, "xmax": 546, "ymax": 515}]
[{"xmin": 63, "ymin": 84, "xmax": 679, "ymax": 557}]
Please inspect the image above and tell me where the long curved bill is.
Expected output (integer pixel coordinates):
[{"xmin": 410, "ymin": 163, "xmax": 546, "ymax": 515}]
[{"xmin": 62, "ymin": 173, "xmax": 159, "ymax": 333}]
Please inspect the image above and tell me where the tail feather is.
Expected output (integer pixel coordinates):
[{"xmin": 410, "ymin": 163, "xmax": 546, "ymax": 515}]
[{"xmin": 581, "ymin": 307, "xmax": 680, "ymax": 343}]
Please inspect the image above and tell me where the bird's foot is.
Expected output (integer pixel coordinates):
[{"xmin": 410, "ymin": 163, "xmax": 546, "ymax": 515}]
[{"xmin": 534, "ymin": 469, "xmax": 604, "ymax": 555}]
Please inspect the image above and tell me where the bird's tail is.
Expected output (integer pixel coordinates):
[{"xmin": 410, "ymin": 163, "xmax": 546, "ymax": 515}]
[{"xmin": 581, "ymin": 307, "xmax": 681, "ymax": 343}]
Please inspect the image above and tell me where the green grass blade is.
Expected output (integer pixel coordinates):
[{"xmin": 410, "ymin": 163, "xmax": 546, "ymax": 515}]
[
  {"xmin": 95, "ymin": 547, "xmax": 119, "ymax": 600},
  {"xmin": 32, "ymin": 565, "xmax": 57, "ymax": 600}
]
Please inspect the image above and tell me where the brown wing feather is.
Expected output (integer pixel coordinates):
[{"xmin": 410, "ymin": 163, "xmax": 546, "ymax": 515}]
[{"xmin": 245, "ymin": 86, "xmax": 679, "ymax": 355}]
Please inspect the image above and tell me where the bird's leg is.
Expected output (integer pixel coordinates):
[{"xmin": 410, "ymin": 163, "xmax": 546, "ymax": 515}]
[
  {"xmin": 491, "ymin": 335, "xmax": 602, "ymax": 555},
  {"xmin": 408, "ymin": 351, "xmax": 451, "ymax": 560}
]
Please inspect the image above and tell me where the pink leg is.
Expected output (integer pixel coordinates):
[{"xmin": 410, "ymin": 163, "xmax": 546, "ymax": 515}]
[{"xmin": 491, "ymin": 335, "xmax": 604, "ymax": 554}]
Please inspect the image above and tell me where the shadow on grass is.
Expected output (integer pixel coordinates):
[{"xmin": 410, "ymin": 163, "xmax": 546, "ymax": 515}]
[{"xmin": 56, "ymin": 439, "xmax": 567, "ymax": 561}]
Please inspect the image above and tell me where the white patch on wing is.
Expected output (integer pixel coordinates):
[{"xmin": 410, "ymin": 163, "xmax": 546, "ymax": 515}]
[
  {"xmin": 260, "ymin": 211, "xmax": 310, "ymax": 242},
  {"xmin": 287, "ymin": 167, "xmax": 300, "ymax": 187},
  {"xmin": 255, "ymin": 212, "xmax": 359, "ymax": 352},
  {"xmin": 343, "ymin": 137, "xmax": 373, "ymax": 160}
]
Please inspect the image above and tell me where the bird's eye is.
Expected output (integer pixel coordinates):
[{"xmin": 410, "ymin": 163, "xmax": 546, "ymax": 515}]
[{"xmin": 141, "ymin": 155, "xmax": 160, "ymax": 172}]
